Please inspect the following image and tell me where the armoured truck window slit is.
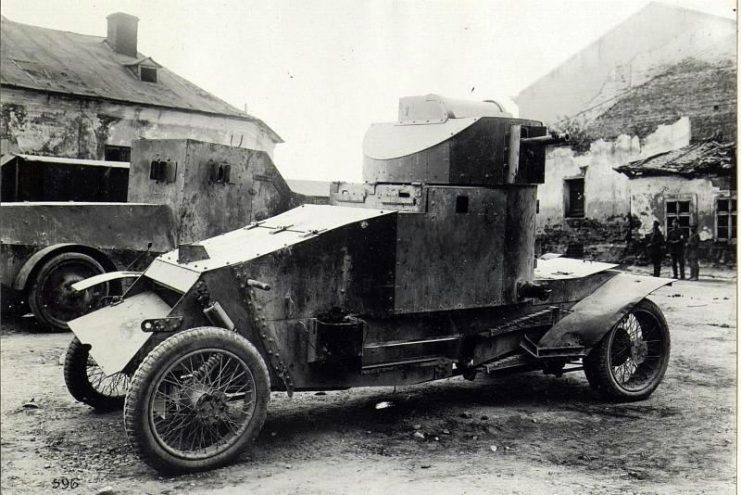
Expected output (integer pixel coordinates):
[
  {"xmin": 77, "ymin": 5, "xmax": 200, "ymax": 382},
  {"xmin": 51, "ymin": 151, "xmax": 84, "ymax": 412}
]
[
  {"xmin": 62, "ymin": 95, "xmax": 672, "ymax": 475},
  {"xmin": 455, "ymin": 195, "xmax": 469, "ymax": 213},
  {"xmin": 149, "ymin": 159, "xmax": 177, "ymax": 183}
]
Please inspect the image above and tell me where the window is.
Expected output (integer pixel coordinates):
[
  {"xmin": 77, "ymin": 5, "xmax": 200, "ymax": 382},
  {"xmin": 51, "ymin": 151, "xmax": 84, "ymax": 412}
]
[
  {"xmin": 140, "ymin": 66, "xmax": 158, "ymax": 83},
  {"xmin": 716, "ymin": 197, "xmax": 737, "ymax": 240},
  {"xmin": 665, "ymin": 199, "xmax": 692, "ymax": 238},
  {"xmin": 104, "ymin": 145, "xmax": 131, "ymax": 162},
  {"xmin": 564, "ymin": 178, "xmax": 584, "ymax": 218}
]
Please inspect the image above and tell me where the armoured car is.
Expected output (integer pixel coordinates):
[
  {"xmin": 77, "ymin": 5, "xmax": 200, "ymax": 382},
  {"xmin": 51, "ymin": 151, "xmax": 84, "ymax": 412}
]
[{"xmin": 67, "ymin": 95, "xmax": 671, "ymax": 473}]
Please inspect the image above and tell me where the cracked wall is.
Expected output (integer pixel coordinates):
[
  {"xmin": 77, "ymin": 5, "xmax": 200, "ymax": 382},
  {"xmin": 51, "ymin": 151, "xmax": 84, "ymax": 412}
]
[{"xmin": 0, "ymin": 88, "xmax": 277, "ymax": 159}]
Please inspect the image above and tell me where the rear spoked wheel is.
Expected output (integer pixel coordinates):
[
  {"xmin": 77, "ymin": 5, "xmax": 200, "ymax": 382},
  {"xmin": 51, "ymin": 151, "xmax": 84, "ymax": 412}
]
[
  {"xmin": 124, "ymin": 327, "xmax": 270, "ymax": 473},
  {"xmin": 584, "ymin": 299, "xmax": 670, "ymax": 401}
]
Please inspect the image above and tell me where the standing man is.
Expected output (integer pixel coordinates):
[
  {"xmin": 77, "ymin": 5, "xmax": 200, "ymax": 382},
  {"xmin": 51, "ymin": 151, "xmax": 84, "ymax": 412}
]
[
  {"xmin": 686, "ymin": 224, "xmax": 700, "ymax": 280},
  {"xmin": 667, "ymin": 219, "xmax": 686, "ymax": 279},
  {"xmin": 648, "ymin": 220, "xmax": 665, "ymax": 277}
]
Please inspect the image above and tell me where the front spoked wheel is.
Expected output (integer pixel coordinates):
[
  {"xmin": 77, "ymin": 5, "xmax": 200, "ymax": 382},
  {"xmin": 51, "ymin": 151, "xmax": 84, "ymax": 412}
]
[
  {"xmin": 64, "ymin": 337, "xmax": 130, "ymax": 411},
  {"xmin": 584, "ymin": 299, "xmax": 670, "ymax": 401},
  {"xmin": 124, "ymin": 327, "xmax": 270, "ymax": 473}
]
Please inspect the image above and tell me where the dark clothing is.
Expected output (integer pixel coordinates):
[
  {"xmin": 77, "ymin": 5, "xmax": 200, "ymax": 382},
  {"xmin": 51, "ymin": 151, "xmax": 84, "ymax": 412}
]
[
  {"xmin": 666, "ymin": 228, "xmax": 686, "ymax": 254},
  {"xmin": 648, "ymin": 227, "xmax": 665, "ymax": 277},
  {"xmin": 670, "ymin": 253, "xmax": 685, "ymax": 279},
  {"xmin": 667, "ymin": 227, "xmax": 686, "ymax": 279},
  {"xmin": 686, "ymin": 232, "xmax": 700, "ymax": 279}
]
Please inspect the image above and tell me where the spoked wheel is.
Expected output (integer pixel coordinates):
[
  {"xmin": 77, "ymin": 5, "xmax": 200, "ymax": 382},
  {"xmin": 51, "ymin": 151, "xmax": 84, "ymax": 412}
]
[
  {"xmin": 584, "ymin": 299, "xmax": 670, "ymax": 401},
  {"xmin": 64, "ymin": 337, "xmax": 130, "ymax": 411},
  {"xmin": 28, "ymin": 253, "xmax": 109, "ymax": 331},
  {"xmin": 124, "ymin": 327, "xmax": 270, "ymax": 473}
]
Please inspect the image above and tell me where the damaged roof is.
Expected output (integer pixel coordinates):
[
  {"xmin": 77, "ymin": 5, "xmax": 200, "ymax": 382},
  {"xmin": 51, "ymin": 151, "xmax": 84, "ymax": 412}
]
[
  {"xmin": 0, "ymin": 16, "xmax": 282, "ymax": 143},
  {"xmin": 615, "ymin": 140, "xmax": 736, "ymax": 178}
]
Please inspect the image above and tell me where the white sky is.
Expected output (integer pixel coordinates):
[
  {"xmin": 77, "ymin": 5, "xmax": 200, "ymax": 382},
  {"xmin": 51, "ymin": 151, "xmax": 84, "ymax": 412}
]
[{"xmin": 0, "ymin": 0, "xmax": 736, "ymax": 181}]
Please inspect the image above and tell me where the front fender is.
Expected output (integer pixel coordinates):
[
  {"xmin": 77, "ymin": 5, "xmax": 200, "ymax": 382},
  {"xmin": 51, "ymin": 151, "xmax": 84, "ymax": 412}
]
[
  {"xmin": 538, "ymin": 273, "xmax": 673, "ymax": 349},
  {"xmin": 68, "ymin": 291, "xmax": 171, "ymax": 375},
  {"xmin": 71, "ymin": 271, "xmax": 142, "ymax": 292}
]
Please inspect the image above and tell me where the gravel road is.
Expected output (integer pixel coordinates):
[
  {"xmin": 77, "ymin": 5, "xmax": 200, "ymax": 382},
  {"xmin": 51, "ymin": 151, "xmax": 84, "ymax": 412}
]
[{"xmin": 1, "ymin": 273, "xmax": 736, "ymax": 495}]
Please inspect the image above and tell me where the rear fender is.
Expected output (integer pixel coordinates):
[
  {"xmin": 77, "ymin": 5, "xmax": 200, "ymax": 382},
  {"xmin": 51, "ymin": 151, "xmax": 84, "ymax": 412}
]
[
  {"xmin": 13, "ymin": 243, "xmax": 116, "ymax": 291},
  {"xmin": 537, "ymin": 273, "xmax": 673, "ymax": 350}
]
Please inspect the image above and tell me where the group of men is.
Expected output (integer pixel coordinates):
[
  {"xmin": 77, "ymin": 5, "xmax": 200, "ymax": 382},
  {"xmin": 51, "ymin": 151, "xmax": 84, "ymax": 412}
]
[{"xmin": 648, "ymin": 220, "xmax": 700, "ymax": 279}]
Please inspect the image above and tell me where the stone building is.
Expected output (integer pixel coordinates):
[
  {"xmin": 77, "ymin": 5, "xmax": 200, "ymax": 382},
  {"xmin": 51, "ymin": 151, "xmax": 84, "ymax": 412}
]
[
  {"xmin": 514, "ymin": 3, "xmax": 736, "ymax": 261},
  {"xmin": 0, "ymin": 13, "xmax": 282, "ymax": 161}
]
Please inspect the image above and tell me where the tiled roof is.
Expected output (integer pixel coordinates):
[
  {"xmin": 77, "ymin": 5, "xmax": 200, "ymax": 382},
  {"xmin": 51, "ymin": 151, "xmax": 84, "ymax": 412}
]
[
  {"xmin": 615, "ymin": 140, "xmax": 735, "ymax": 178},
  {"xmin": 0, "ymin": 16, "xmax": 282, "ymax": 142}
]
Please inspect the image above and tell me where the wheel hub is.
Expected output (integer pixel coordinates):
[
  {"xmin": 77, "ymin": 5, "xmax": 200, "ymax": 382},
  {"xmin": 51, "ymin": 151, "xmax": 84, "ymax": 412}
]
[
  {"xmin": 194, "ymin": 390, "xmax": 229, "ymax": 423},
  {"xmin": 54, "ymin": 274, "xmax": 93, "ymax": 312}
]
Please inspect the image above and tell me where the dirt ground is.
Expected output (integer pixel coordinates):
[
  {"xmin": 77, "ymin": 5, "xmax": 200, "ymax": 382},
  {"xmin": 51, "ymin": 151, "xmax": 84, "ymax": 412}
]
[{"xmin": 1, "ymin": 271, "xmax": 736, "ymax": 495}]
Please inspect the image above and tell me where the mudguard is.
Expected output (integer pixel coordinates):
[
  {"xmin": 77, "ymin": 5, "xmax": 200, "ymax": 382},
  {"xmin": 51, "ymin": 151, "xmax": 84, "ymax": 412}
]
[
  {"xmin": 71, "ymin": 271, "xmax": 142, "ymax": 292},
  {"xmin": 12, "ymin": 243, "xmax": 114, "ymax": 290},
  {"xmin": 537, "ymin": 273, "xmax": 673, "ymax": 349},
  {"xmin": 68, "ymin": 292, "xmax": 170, "ymax": 375}
]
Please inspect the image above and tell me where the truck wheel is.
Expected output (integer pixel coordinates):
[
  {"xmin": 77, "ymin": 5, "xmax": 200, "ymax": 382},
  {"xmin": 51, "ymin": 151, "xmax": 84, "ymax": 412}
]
[
  {"xmin": 124, "ymin": 327, "xmax": 270, "ymax": 473},
  {"xmin": 28, "ymin": 252, "xmax": 108, "ymax": 331},
  {"xmin": 584, "ymin": 299, "xmax": 670, "ymax": 402},
  {"xmin": 64, "ymin": 337, "xmax": 130, "ymax": 411}
]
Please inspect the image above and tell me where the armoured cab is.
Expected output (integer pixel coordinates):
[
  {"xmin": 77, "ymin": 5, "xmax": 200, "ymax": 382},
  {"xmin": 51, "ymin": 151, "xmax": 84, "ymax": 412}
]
[{"xmin": 331, "ymin": 94, "xmax": 550, "ymax": 312}]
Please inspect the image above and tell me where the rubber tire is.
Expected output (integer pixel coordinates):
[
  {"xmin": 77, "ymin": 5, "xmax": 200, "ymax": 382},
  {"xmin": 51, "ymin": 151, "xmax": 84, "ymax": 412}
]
[
  {"xmin": 28, "ymin": 252, "xmax": 107, "ymax": 332},
  {"xmin": 64, "ymin": 337, "xmax": 127, "ymax": 411},
  {"xmin": 584, "ymin": 299, "xmax": 670, "ymax": 402},
  {"xmin": 124, "ymin": 327, "xmax": 270, "ymax": 474}
]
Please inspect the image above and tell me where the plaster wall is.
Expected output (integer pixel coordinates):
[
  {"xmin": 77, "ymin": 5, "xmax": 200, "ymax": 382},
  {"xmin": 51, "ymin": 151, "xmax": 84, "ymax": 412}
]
[
  {"xmin": 0, "ymin": 87, "xmax": 277, "ymax": 159},
  {"xmin": 629, "ymin": 175, "xmax": 733, "ymax": 239},
  {"xmin": 538, "ymin": 117, "xmax": 690, "ymax": 228}
]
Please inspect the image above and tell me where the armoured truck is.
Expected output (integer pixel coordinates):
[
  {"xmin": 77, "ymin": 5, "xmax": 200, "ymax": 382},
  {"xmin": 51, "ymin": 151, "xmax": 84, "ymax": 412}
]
[
  {"xmin": 67, "ymin": 95, "xmax": 672, "ymax": 473},
  {"xmin": 1, "ymin": 139, "xmax": 294, "ymax": 330}
]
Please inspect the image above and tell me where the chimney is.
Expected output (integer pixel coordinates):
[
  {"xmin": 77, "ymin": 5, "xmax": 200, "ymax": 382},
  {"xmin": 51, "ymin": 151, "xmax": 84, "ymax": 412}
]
[{"xmin": 106, "ymin": 12, "xmax": 139, "ymax": 57}]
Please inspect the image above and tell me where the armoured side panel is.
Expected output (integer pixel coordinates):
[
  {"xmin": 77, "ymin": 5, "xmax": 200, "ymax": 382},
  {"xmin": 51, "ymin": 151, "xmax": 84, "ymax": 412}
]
[
  {"xmin": 127, "ymin": 140, "xmax": 188, "ymax": 210},
  {"xmin": 128, "ymin": 139, "xmax": 293, "ymax": 245},
  {"xmin": 236, "ymin": 215, "xmax": 397, "ymax": 320},
  {"xmin": 394, "ymin": 186, "xmax": 509, "ymax": 313},
  {"xmin": 0, "ymin": 203, "xmax": 176, "ymax": 252},
  {"xmin": 364, "ymin": 142, "xmax": 452, "ymax": 184},
  {"xmin": 177, "ymin": 141, "xmax": 292, "ymax": 243},
  {"xmin": 503, "ymin": 186, "xmax": 537, "ymax": 300},
  {"xmin": 448, "ymin": 119, "xmax": 546, "ymax": 185}
]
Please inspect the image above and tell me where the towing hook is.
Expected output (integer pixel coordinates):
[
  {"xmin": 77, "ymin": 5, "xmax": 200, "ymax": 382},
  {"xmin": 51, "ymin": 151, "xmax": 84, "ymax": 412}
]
[{"xmin": 517, "ymin": 281, "xmax": 552, "ymax": 301}]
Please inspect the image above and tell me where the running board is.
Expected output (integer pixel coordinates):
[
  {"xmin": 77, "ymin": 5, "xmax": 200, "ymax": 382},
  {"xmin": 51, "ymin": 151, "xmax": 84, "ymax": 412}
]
[
  {"xmin": 361, "ymin": 357, "xmax": 452, "ymax": 375},
  {"xmin": 479, "ymin": 354, "xmax": 533, "ymax": 373},
  {"xmin": 520, "ymin": 334, "xmax": 586, "ymax": 359}
]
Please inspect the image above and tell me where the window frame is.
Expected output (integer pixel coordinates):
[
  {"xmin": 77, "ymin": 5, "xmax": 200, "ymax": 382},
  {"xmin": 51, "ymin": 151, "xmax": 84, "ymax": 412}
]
[
  {"xmin": 564, "ymin": 177, "xmax": 585, "ymax": 219},
  {"xmin": 715, "ymin": 194, "xmax": 737, "ymax": 241},
  {"xmin": 665, "ymin": 196, "xmax": 694, "ymax": 239},
  {"xmin": 139, "ymin": 66, "xmax": 158, "ymax": 83}
]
